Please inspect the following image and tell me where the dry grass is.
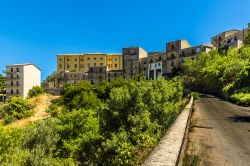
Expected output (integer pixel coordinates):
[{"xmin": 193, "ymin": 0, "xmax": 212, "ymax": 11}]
[{"xmin": 4, "ymin": 94, "xmax": 59, "ymax": 129}]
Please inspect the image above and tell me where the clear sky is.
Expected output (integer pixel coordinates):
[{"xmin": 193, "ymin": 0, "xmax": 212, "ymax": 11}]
[{"xmin": 1, "ymin": 0, "xmax": 250, "ymax": 80}]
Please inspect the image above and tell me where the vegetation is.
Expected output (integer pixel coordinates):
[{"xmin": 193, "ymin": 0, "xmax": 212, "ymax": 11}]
[
  {"xmin": 191, "ymin": 92, "xmax": 200, "ymax": 100},
  {"xmin": 0, "ymin": 97, "xmax": 33, "ymax": 124},
  {"xmin": 0, "ymin": 74, "xmax": 4, "ymax": 94},
  {"xmin": 27, "ymin": 86, "xmax": 45, "ymax": 98},
  {"xmin": 0, "ymin": 76, "xmax": 187, "ymax": 165},
  {"xmin": 182, "ymin": 46, "xmax": 250, "ymax": 106}
]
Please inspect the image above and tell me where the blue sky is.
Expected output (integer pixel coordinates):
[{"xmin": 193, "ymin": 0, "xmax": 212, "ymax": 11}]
[{"xmin": 1, "ymin": 0, "xmax": 250, "ymax": 80}]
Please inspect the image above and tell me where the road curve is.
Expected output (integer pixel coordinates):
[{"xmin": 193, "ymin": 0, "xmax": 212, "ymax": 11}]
[{"xmin": 187, "ymin": 94, "xmax": 250, "ymax": 166}]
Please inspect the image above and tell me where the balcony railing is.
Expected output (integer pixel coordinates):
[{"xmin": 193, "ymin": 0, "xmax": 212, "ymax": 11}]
[{"xmin": 5, "ymin": 84, "xmax": 21, "ymax": 87}]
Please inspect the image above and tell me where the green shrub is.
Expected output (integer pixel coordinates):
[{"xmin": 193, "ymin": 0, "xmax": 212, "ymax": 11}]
[
  {"xmin": 0, "ymin": 97, "xmax": 33, "ymax": 124},
  {"xmin": 27, "ymin": 86, "xmax": 44, "ymax": 98},
  {"xmin": 46, "ymin": 104, "xmax": 59, "ymax": 117},
  {"xmin": 0, "ymin": 76, "xmax": 187, "ymax": 165},
  {"xmin": 230, "ymin": 93, "xmax": 250, "ymax": 106},
  {"xmin": 191, "ymin": 92, "xmax": 200, "ymax": 100}
]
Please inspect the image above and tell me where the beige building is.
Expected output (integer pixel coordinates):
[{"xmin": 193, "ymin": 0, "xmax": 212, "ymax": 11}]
[
  {"xmin": 122, "ymin": 47, "xmax": 148, "ymax": 78},
  {"xmin": 5, "ymin": 64, "xmax": 41, "ymax": 98},
  {"xmin": 211, "ymin": 23, "xmax": 250, "ymax": 49}
]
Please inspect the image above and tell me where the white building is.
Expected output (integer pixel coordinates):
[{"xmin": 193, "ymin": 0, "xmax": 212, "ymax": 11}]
[
  {"xmin": 148, "ymin": 62, "xmax": 162, "ymax": 80},
  {"xmin": 5, "ymin": 64, "xmax": 41, "ymax": 99}
]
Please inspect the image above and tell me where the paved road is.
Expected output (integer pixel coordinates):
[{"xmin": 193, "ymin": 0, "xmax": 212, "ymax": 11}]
[{"xmin": 187, "ymin": 94, "xmax": 250, "ymax": 166}]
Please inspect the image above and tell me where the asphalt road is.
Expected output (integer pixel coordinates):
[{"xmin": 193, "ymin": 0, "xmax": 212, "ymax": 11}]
[{"xmin": 187, "ymin": 94, "xmax": 250, "ymax": 166}]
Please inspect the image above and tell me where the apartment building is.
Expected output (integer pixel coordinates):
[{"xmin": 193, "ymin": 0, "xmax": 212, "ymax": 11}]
[
  {"xmin": 5, "ymin": 64, "xmax": 41, "ymax": 98},
  {"xmin": 140, "ymin": 52, "xmax": 165, "ymax": 79},
  {"xmin": 211, "ymin": 23, "xmax": 250, "ymax": 49},
  {"xmin": 48, "ymin": 53, "xmax": 123, "ymax": 89},
  {"xmin": 122, "ymin": 47, "xmax": 148, "ymax": 78}
]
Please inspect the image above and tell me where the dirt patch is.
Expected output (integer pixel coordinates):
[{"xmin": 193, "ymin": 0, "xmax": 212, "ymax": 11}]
[{"xmin": 4, "ymin": 94, "xmax": 58, "ymax": 128}]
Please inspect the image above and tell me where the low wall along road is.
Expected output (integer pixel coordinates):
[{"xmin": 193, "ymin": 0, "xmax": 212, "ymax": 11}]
[{"xmin": 143, "ymin": 97, "xmax": 193, "ymax": 166}]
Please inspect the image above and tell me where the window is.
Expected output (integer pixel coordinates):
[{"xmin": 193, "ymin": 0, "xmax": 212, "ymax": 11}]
[
  {"xmin": 11, "ymin": 74, "xmax": 13, "ymax": 78},
  {"xmin": 11, "ymin": 89, "xmax": 13, "ymax": 94},
  {"xmin": 94, "ymin": 57, "xmax": 96, "ymax": 60},
  {"xmin": 75, "ymin": 64, "xmax": 77, "ymax": 68},
  {"xmin": 91, "ymin": 80, "xmax": 94, "ymax": 84},
  {"xmin": 171, "ymin": 45, "xmax": 175, "ymax": 50},
  {"xmin": 99, "ymin": 68, "xmax": 102, "ymax": 72},
  {"xmin": 218, "ymin": 36, "xmax": 222, "ymax": 41},
  {"xmin": 59, "ymin": 58, "xmax": 62, "ymax": 61},
  {"xmin": 100, "ymin": 57, "xmax": 103, "ymax": 60},
  {"xmin": 158, "ymin": 63, "xmax": 161, "ymax": 66},
  {"xmin": 108, "ymin": 79, "xmax": 111, "ymax": 82},
  {"xmin": 94, "ymin": 63, "xmax": 96, "ymax": 67},
  {"xmin": 16, "ymin": 81, "xmax": 19, "ymax": 86},
  {"xmin": 67, "ymin": 59, "xmax": 70, "ymax": 61},
  {"xmin": 67, "ymin": 64, "xmax": 70, "ymax": 68},
  {"xmin": 80, "ymin": 58, "xmax": 84, "ymax": 61},
  {"xmin": 87, "ymin": 57, "xmax": 90, "ymax": 60},
  {"xmin": 144, "ymin": 67, "xmax": 147, "ymax": 71},
  {"xmin": 16, "ymin": 68, "xmax": 19, "ymax": 72},
  {"xmin": 80, "ymin": 64, "xmax": 84, "ymax": 68},
  {"xmin": 11, "ymin": 81, "xmax": 13, "ymax": 86},
  {"xmin": 144, "ymin": 61, "xmax": 147, "ymax": 64},
  {"xmin": 11, "ymin": 68, "xmax": 13, "ymax": 72},
  {"xmin": 16, "ymin": 89, "xmax": 19, "ymax": 94},
  {"xmin": 100, "ymin": 63, "xmax": 103, "ymax": 66},
  {"xmin": 108, "ymin": 73, "xmax": 111, "ymax": 77},
  {"xmin": 171, "ymin": 61, "xmax": 175, "ymax": 67},
  {"xmin": 159, "ymin": 56, "xmax": 162, "ymax": 61},
  {"xmin": 197, "ymin": 47, "xmax": 201, "ymax": 53},
  {"xmin": 192, "ymin": 49, "xmax": 196, "ymax": 54},
  {"xmin": 114, "ymin": 73, "xmax": 117, "ymax": 77},
  {"xmin": 59, "ymin": 64, "xmax": 62, "ymax": 68},
  {"xmin": 182, "ymin": 51, "xmax": 185, "ymax": 56},
  {"xmin": 75, "ymin": 58, "xmax": 77, "ymax": 61},
  {"xmin": 115, "ymin": 58, "xmax": 117, "ymax": 61},
  {"xmin": 115, "ymin": 64, "xmax": 117, "ymax": 68},
  {"xmin": 171, "ymin": 53, "xmax": 175, "ymax": 59}
]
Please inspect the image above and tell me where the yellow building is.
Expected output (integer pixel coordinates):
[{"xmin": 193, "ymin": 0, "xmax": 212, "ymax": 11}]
[{"xmin": 57, "ymin": 53, "xmax": 122, "ymax": 73}]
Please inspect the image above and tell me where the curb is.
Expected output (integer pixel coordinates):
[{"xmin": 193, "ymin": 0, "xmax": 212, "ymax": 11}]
[{"xmin": 143, "ymin": 97, "xmax": 194, "ymax": 166}]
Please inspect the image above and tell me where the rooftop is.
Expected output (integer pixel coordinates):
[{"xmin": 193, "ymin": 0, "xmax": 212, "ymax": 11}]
[{"xmin": 6, "ymin": 63, "xmax": 41, "ymax": 71}]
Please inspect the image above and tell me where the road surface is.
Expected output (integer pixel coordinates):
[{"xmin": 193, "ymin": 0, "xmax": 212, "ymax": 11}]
[{"xmin": 186, "ymin": 94, "xmax": 250, "ymax": 166}]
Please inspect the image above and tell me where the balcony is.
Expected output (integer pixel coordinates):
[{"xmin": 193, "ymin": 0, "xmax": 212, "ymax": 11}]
[
  {"xmin": 5, "ymin": 76, "xmax": 20, "ymax": 80},
  {"xmin": 6, "ymin": 92, "xmax": 20, "ymax": 96},
  {"xmin": 5, "ymin": 84, "xmax": 21, "ymax": 88}
]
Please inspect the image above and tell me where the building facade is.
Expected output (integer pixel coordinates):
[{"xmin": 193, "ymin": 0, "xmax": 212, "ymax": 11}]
[
  {"xmin": 122, "ymin": 47, "xmax": 148, "ymax": 78},
  {"xmin": 5, "ymin": 64, "xmax": 41, "ymax": 98},
  {"xmin": 48, "ymin": 53, "xmax": 123, "ymax": 89},
  {"xmin": 211, "ymin": 23, "xmax": 250, "ymax": 49}
]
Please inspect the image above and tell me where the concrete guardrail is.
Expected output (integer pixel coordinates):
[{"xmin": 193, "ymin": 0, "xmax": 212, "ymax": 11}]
[{"xmin": 143, "ymin": 97, "xmax": 194, "ymax": 166}]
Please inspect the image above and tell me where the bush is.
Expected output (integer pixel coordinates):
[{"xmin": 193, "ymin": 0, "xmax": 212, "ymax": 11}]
[
  {"xmin": 230, "ymin": 93, "xmax": 250, "ymax": 106},
  {"xmin": 191, "ymin": 92, "xmax": 200, "ymax": 100},
  {"xmin": 27, "ymin": 86, "xmax": 44, "ymax": 98},
  {"xmin": 0, "ymin": 97, "xmax": 33, "ymax": 124},
  {"xmin": 0, "ymin": 76, "xmax": 187, "ymax": 165}
]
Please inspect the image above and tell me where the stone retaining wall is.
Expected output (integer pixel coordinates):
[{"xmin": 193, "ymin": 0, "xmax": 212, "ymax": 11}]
[{"xmin": 143, "ymin": 97, "xmax": 193, "ymax": 166}]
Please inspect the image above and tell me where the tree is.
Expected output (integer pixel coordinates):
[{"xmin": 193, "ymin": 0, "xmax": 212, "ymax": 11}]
[
  {"xmin": 27, "ymin": 86, "xmax": 45, "ymax": 98},
  {"xmin": 0, "ymin": 74, "xmax": 4, "ymax": 93},
  {"xmin": 244, "ymin": 26, "xmax": 250, "ymax": 46},
  {"xmin": 1, "ymin": 97, "xmax": 33, "ymax": 124}
]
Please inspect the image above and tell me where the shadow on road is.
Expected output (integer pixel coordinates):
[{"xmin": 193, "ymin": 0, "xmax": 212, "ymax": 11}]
[{"xmin": 228, "ymin": 115, "xmax": 250, "ymax": 123}]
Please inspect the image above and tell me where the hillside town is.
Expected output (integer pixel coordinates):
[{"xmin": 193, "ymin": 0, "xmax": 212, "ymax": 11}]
[{"xmin": 1, "ymin": 22, "xmax": 249, "ymax": 99}]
